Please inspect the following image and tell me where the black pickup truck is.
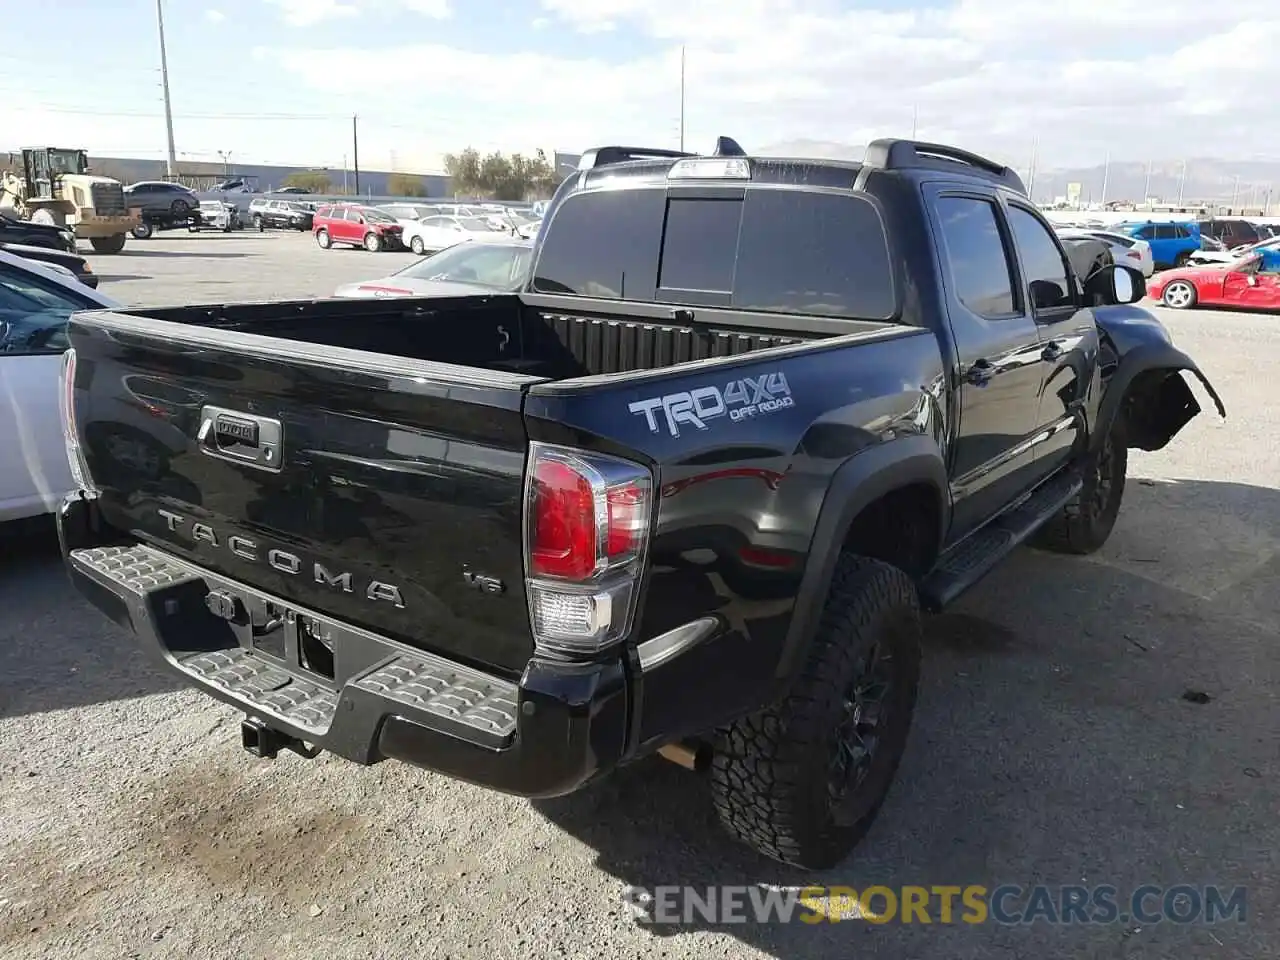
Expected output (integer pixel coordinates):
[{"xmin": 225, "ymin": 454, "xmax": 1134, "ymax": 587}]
[{"xmin": 57, "ymin": 137, "xmax": 1224, "ymax": 869}]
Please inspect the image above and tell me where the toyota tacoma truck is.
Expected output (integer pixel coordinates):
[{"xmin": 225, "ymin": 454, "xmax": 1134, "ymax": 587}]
[{"xmin": 57, "ymin": 137, "xmax": 1224, "ymax": 869}]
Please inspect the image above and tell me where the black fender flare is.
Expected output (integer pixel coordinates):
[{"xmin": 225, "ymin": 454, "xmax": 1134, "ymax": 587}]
[
  {"xmin": 1093, "ymin": 341, "xmax": 1225, "ymax": 451},
  {"xmin": 772, "ymin": 434, "xmax": 949, "ymax": 697}
]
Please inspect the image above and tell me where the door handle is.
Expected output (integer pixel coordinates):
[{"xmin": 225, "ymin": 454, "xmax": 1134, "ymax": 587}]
[
  {"xmin": 1041, "ymin": 341, "xmax": 1064, "ymax": 361},
  {"xmin": 965, "ymin": 358, "xmax": 994, "ymax": 386}
]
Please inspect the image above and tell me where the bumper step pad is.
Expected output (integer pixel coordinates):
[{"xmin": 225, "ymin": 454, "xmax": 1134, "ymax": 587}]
[
  {"xmin": 69, "ymin": 543, "xmax": 520, "ymax": 749},
  {"xmin": 357, "ymin": 658, "xmax": 518, "ymax": 742}
]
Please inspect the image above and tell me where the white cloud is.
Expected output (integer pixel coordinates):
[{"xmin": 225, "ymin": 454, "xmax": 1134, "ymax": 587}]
[
  {"xmin": 265, "ymin": 0, "xmax": 449, "ymax": 25},
  {"xmin": 30, "ymin": 0, "xmax": 1275, "ymax": 173},
  {"xmin": 204, "ymin": 9, "xmax": 226, "ymax": 22},
  {"xmin": 266, "ymin": 0, "xmax": 360, "ymax": 26}
]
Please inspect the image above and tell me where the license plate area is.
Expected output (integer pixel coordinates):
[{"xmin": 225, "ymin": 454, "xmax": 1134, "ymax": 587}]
[{"xmin": 206, "ymin": 589, "xmax": 337, "ymax": 682}]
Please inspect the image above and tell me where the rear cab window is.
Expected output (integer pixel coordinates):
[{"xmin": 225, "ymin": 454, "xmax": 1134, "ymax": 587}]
[{"xmin": 531, "ymin": 183, "xmax": 897, "ymax": 320}]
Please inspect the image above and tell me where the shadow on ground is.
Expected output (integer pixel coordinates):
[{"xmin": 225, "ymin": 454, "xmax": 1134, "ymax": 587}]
[
  {"xmin": 534, "ymin": 477, "xmax": 1279, "ymax": 959},
  {"xmin": 0, "ymin": 516, "xmax": 184, "ymax": 718}
]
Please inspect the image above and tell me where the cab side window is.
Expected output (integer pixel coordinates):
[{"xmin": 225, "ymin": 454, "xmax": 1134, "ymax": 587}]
[
  {"xmin": 932, "ymin": 196, "xmax": 1017, "ymax": 319},
  {"xmin": 1006, "ymin": 205, "xmax": 1074, "ymax": 311}
]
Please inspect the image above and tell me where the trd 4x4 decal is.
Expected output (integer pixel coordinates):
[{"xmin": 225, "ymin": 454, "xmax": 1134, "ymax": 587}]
[{"xmin": 628, "ymin": 372, "xmax": 794, "ymax": 437}]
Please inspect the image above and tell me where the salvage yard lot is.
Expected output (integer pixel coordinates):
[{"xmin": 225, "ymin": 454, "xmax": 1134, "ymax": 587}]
[{"xmin": 1, "ymin": 232, "xmax": 1276, "ymax": 960}]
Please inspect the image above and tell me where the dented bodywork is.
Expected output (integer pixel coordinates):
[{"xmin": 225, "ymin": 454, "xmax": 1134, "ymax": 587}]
[{"xmin": 1093, "ymin": 304, "xmax": 1226, "ymax": 451}]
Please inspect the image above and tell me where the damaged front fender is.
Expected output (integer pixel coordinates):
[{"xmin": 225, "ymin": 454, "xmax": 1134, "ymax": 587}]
[{"xmin": 1093, "ymin": 305, "xmax": 1226, "ymax": 452}]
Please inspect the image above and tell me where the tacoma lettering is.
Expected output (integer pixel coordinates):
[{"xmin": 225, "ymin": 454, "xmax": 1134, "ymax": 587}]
[{"xmin": 154, "ymin": 510, "xmax": 404, "ymax": 607}]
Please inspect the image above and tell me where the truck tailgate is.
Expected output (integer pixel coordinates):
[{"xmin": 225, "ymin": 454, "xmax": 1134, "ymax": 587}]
[{"xmin": 66, "ymin": 310, "xmax": 544, "ymax": 677}]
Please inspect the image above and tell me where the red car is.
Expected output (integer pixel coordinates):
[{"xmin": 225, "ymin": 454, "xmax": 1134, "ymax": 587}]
[
  {"xmin": 312, "ymin": 204, "xmax": 403, "ymax": 252},
  {"xmin": 1149, "ymin": 252, "xmax": 1280, "ymax": 311}
]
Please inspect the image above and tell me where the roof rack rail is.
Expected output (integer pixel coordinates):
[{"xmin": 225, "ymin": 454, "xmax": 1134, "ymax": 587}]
[
  {"xmin": 578, "ymin": 145, "xmax": 695, "ymax": 171},
  {"xmin": 863, "ymin": 138, "xmax": 1026, "ymax": 194}
]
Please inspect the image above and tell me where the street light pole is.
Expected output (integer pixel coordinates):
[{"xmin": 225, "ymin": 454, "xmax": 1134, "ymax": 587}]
[
  {"xmin": 217, "ymin": 150, "xmax": 232, "ymax": 176},
  {"xmin": 679, "ymin": 46, "xmax": 686, "ymax": 152},
  {"xmin": 155, "ymin": 0, "xmax": 178, "ymax": 179}
]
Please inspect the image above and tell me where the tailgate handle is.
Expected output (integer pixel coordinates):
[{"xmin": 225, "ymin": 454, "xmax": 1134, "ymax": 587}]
[{"xmin": 197, "ymin": 405, "xmax": 283, "ymax": 473}]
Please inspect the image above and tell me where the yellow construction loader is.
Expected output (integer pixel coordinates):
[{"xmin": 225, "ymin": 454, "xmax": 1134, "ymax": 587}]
[{"xmin": 0, "ymin": 147, "xmax": 140, "ymax": 253}]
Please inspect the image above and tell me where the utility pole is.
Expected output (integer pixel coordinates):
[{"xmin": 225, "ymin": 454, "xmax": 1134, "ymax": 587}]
[
  {"xmin": 1099, "ymin": 152, "xmax": 1111, "ymax": 207},
  {"xmin": 155, "ymin": 0, "xmax": 178, "ymax": 178},
  {"xmin": 352, "ymin": 115, "xmax": 361, "ymax": 195},
  {"xmin": 679, "ymin": 46, "xmax": 686, "ymax": 152},
  {"xmin": 911, "ymin": 103, "xmax": 918, "ymax": 138},
  {"xmin": 217, "ymin": 150, "xmax": 232, "ymax": 176},
  {"xmin": 1231, "ymin": 174, "xmax": 1241, "ymax": 209},
  {"xmin": 1177, "ymin": 159, "xmax": 1187, "ymax": 206},
  {"xmin": 1143, "ymin": 158, "xmax": 1153, "ymax": 201}
]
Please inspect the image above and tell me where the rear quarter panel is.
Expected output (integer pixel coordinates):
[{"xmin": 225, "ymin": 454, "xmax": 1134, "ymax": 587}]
[{"xmin": 524, "ymin": 326, "xmax": 948, "ymax": 750}]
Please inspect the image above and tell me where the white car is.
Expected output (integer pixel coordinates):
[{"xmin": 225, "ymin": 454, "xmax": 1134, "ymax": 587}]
[
  {"xmin": 376, "ymin": 203, "xmax": 440, "ymax": 225},
  {"xmin": 1188, "ymin": 235, "xmax": 1280, "ymax": 267},
  {"xmin": 0, "ymin": 249, "xmax": 118, "ymax": 523},
  {"xmin": 333, "ymin": 239, "xmax": 533, "ymax": 299},
  {"xmin": 191, "ymin": 200, "xmax": 235, "ymax": 232},
  {"xmin": 400, "ymin": 214, "xmax": 514, "ymax": 256},
  {"xmin": 1056, "ymin": 228, "xmax": 1154, "ymax": 278}
]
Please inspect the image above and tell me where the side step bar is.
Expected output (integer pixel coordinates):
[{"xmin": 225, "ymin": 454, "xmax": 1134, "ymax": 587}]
[{"xmin": 920, "ymin": 470, "xmax": 1083, "ymax": 611}]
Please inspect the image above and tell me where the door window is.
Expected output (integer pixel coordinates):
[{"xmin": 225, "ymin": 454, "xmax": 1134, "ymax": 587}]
[
  {"xmin": 932, "ymin": 196, "xmax": 1017, "ymax": 318},
  {"xmin": 1006, "ymin": 205, "xmax": 1074, "ymax": 311}
]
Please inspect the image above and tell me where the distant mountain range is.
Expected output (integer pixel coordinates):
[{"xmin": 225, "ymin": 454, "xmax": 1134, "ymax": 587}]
[{"xmin": 760, "ymin": 140, "xmax": 1280, "ymax": 209}]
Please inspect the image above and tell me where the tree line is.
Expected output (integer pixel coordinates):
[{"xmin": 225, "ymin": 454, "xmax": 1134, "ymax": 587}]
[{"xmin": 278, "ymin": 148, "xmax": 568, "ymax": 200}]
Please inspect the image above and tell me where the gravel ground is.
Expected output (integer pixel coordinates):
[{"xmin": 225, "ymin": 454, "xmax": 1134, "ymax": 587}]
[{"xmin": 1, "ymin": 231, "xmax": 1276, "ymax": 959}]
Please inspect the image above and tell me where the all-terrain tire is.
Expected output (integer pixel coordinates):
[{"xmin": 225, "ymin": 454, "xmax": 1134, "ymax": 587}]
[
  {"xmin": 1032, "ymin": 422, "xmax": 1128, "ymax": 555},
  {"xmin": 710, "ymin": 555, "xmax": 922, "ymax": 869}
]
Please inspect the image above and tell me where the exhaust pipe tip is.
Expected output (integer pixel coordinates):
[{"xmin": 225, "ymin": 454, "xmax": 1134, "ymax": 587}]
[{"xmin": 658, "ymin": 741, "xmax": 711, "ymax": 772}]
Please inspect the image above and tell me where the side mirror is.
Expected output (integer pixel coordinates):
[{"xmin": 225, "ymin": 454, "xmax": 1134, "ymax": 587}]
[{"xmin": 1083, "ymin": 264, "xmax": 1145, "ymax": 306}]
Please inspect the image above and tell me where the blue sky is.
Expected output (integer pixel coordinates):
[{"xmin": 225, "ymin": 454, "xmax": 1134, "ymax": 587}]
[{"xmin": 3, "ymin": 0, "xmax": 1277, "ymax": 173}]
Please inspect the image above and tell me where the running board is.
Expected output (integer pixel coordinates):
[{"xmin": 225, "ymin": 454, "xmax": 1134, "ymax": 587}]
[{"xmin": 920, "ymin": 470, "xmax": 1083, "ymax": 611}]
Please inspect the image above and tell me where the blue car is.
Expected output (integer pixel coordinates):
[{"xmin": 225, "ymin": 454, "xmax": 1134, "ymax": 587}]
[{"xmin": 1117, "ymin": 221, "xmax": 1203, "ymax": 270}]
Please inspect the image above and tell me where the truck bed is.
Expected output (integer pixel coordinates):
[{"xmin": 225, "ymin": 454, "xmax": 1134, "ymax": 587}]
[
  {"xmin": 129, "ymin": 293, "xmax": 834, "ymax": 381},
  {"xmin": 64, "ymin": 292, "xmax": 905, "ymax": 680}
]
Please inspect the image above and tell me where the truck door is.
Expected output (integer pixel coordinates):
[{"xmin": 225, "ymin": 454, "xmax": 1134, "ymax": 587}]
[
  {"xmin": 925, "ymin": 187, "xmax": 1047, "ymax": 539},
  {"xmin": 1000, "ymin": 201, "xmax": 1097, "ymax": 477}
]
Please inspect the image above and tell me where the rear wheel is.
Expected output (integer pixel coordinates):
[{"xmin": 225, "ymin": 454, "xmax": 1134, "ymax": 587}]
[
  {"xmin": 131, "ymin": 223, "xmax": 153, "ymax": 239},
  {"xmin": 1162, "ymin": 280, "xmax": 1197, "ymax": 310},
  {"xmin": 89, "ymin": 233, "xmax": 127, "ymax": 254},
  {"xmin": 364, "ymin": 232, "xmax": 382, "ymax": 252},
  {"xmin": 710, "ymin": 555, "xmax": 921, "ymax": 869},
  {"xmin": 315, "ymin": 228, "xmax": 331, "ymax": 249},
  {"xmin": 410, "ymin": 235, "xmax": 425, "ymax": 255},
  {"xmin": 170, "ymin": 198, "xmax": 191, "ymax": 218}
]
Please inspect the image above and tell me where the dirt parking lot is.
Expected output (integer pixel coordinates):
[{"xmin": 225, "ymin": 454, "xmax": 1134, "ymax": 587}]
[{"xmin": 1, "ymin": 231, "xmax": 1276, "ymax": 959}]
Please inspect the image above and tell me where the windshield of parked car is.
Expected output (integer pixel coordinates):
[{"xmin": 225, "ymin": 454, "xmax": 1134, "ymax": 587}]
[
  {"xmin": 393, "ymin": 243, "xmax": 531, "ymax": 288},
  {"xmin": 0, "ymin": 270, "xmax": 86, "ymax": 352},
  {"xmin": 458, "ymin": 217, "xmax": 504, "ymax": 232}
]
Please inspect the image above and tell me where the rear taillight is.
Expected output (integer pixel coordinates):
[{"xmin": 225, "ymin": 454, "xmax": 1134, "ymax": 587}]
[
  {"xmin": 1126, "ymin": 250, "xmax": 1141, "ymax": 260},
  {"xmin": 524, "ymin": 443, "xmax": 652, "ymax": 658},
  {"xmin": 59, "ymin": 348, "xmax": 97, "ymax": 495}
]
